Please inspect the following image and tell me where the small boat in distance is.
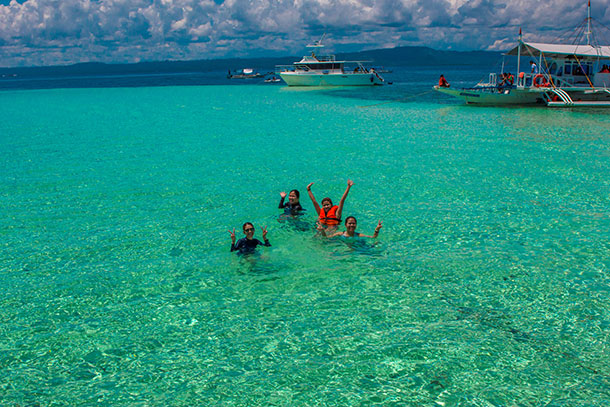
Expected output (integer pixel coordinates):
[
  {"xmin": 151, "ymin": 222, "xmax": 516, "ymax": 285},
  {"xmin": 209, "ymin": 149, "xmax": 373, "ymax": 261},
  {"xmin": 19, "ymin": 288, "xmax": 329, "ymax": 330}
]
[
  {"xmin": 264, "ymin": 76, "xmax": 281, "ymax": 83},
  {"xmin": 435, "ymin": 1, "xmax": 610, "ymax": 107},
  {"xmin": 227, "ymin": 68, "xmax": 265, "ymax": 79},
  {"xmin": 275, "ymin": 36, "xmax": 385, "ymax": 86}
]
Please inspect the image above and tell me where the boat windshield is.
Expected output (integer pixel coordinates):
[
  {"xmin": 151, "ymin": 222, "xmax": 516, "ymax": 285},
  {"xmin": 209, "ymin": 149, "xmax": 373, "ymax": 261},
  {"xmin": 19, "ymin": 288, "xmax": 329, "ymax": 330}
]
[{"xmin": 295, "ymin": 63, "xmax": 343, "ymax": 70}]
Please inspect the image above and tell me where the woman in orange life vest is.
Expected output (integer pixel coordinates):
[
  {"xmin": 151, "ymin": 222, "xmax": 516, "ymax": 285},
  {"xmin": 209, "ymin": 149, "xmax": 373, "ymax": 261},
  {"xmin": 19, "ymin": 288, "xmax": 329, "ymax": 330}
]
[{"xmin": 307, "ymin": 179, "xmax": 354, "ymax": 231}]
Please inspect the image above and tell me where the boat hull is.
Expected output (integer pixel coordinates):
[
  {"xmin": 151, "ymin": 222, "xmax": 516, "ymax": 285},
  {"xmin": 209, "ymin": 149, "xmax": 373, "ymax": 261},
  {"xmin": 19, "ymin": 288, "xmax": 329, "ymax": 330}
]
[
  {"xmin": 435, "ymin": 86, "xmax": 610, "ymax": 107},
  {"xmin": 434, "ymin": 86, "xmax": 542, "ymax": 105},
  {"xmin": 279, "ymin": 72, "xmax": 383, "ymax": 86}
]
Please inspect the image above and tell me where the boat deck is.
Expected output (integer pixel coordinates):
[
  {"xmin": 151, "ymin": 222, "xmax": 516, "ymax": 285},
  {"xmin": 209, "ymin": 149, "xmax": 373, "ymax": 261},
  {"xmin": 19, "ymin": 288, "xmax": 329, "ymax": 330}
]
[{"xmin": 546, "ymin": 100, "xmax": 610, "ymax": 107}]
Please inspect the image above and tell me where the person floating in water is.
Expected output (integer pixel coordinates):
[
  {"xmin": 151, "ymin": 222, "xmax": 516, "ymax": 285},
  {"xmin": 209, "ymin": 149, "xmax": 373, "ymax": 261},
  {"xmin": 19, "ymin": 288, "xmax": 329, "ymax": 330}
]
[
  {"xmin": 319, "ymin": 216, "xmax": 382, "ymax": 238},
  {"xmin": 230, "ymin": 222, "xmax": 270, "ymax": 254},
  {"xmin": 307, "ymin": 179, "xmax": 354, "ymax": 232},
  {"xmin": 438, "ymin": 74, "xmax": 450, "ymax": 88},
  {"xmin": 279, "ymin": 189, "xmax": 304, "ymax": 215}
]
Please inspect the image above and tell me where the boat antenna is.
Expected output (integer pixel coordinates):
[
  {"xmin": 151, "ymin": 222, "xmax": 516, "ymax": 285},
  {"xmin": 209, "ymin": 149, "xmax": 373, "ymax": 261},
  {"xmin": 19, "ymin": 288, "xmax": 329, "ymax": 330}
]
[
  {"xmin": 307, "ymin": 33, "xmax": 326, "ymax": 48},
  {"xmin": 517, "ymin": 27, "xmax": 522, "ymax": 75},
  {"xmin": 586, "ymin": 0, "xmax": 592, "ymax": 45},
  {"xmin": 306, "ymin": 33, "xmax": 326, "ymax": 58}
]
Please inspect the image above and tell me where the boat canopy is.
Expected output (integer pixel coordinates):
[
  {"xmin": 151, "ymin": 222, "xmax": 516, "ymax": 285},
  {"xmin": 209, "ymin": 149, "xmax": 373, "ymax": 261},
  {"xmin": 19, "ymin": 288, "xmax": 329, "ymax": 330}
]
[{"xmin": 506, "ymin": 41, "xmax": 610, "ymax": 59}]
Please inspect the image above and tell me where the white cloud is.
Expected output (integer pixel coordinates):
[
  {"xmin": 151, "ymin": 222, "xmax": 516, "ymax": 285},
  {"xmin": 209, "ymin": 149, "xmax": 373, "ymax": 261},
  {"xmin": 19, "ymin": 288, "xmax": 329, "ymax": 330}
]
[{"xmin": 0, "ymin": 0, "xmax": 609, "ymax": 67}]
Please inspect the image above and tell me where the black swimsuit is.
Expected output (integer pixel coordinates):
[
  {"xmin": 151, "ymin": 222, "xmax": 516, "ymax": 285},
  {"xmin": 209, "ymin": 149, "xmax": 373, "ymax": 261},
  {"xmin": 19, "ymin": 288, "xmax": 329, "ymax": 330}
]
[
  {"xmin": 231, "ymin": 238, "xmax": 271, "ymax": 254},
  {"xmin": 279, "ymin": 197, "xmax": 304, "ymax": 215}
]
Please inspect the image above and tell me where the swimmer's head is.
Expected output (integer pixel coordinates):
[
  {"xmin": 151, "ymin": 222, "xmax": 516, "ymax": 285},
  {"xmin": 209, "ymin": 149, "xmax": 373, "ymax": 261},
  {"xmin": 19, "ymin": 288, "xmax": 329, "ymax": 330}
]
[
  {"xmin": 242, "ymin": 222, "xmax": 255, "ymax": 237},
  {"xmin": 289, "ymin": 189, "xmax": 300, "ymax": 204},
  {"xmin": 345, "ymin": 216, "xmax": 357, "ymax": 232},
  {"xmin": 321, "ymin": 197, "xmax": 333, "ymax": 210}
]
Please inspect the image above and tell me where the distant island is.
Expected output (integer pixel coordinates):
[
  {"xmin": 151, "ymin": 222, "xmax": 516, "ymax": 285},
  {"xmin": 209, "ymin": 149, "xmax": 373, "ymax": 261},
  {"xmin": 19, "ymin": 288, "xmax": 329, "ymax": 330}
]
[{"xmin": 0, "ymin": 46, "xmax": 502, "ymax": 78}]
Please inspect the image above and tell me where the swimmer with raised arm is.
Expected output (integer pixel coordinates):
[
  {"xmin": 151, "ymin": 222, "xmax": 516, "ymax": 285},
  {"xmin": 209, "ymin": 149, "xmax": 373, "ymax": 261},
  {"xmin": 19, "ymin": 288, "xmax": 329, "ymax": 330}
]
[
  {"xmin": 307, "ymin": 179, "xmax": 354, "ymax": 231},
  {"xmin": 279, "ymin": 189, "xmax": 304, "ymax": 215},
  {"xmin": 319, "ymin": 216, "xmax": 382, "ymax": 238},
  {"xmin": 230, "ymin": 222, "xmax": 270, "ymax": 254}
]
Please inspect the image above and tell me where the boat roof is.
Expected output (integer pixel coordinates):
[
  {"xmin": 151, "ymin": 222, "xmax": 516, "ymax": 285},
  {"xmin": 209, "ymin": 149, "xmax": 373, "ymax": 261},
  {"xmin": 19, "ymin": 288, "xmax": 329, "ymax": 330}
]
[
  {"xmin": 507, "ymin": 41, "xmax": 610, "ymax": 58},
  {"xmin": 295, "ymin": 56, "xmax": 371, "ymax": 64}
]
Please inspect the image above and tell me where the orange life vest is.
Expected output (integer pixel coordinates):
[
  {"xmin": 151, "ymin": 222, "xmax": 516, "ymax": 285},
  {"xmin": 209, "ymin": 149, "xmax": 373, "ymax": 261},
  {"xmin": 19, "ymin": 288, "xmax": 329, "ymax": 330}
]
[{"xmin": 319, "ymin": 205, "xmax": 340, "ymax": 225}]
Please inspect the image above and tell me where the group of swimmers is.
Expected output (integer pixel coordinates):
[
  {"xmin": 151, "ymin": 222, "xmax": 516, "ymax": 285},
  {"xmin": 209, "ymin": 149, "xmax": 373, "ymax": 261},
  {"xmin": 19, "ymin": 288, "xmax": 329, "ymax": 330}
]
[{"xmin": 229, "ymin": 179, "xmax": 383, "ymax": 254}]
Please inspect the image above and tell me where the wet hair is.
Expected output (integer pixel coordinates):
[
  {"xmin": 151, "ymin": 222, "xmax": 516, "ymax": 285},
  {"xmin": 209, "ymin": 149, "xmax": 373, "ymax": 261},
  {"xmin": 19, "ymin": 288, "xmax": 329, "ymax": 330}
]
[
  {"xmin": 289, "ymin": 189, "xmax": 300, "ymax": 199},
  {"xmin": 242, "ymin": 222, "xmax": 254, "ymax": 231},
  {"xmin": 345, "ymin": 216, "xmax": 357, "ymax": 225},
  {"xmin": 321, "ymin": 197, "xmax": 333, "ymax": 205}
]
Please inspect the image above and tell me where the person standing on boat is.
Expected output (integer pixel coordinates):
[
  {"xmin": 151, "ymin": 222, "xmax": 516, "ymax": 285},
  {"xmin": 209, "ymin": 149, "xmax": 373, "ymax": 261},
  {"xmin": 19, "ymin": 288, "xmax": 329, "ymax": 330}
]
[
  {"xmin": 530, "ymin": 61, "xmax": 539, "ymax": 74},
  {"xmin": 307, "ymin": 179, "xmax": 353, "ymax": 232},
  {"xmin": 438, "ymin": 74, "xmax": 450, "ymax": 88}
]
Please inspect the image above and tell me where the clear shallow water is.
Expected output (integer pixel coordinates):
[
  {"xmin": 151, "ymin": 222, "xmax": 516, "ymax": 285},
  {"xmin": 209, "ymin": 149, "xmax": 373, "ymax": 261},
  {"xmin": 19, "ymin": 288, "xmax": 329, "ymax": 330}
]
[{"xmin": 1, "ymin": 81, "xmax": 610, "ymax": 406}]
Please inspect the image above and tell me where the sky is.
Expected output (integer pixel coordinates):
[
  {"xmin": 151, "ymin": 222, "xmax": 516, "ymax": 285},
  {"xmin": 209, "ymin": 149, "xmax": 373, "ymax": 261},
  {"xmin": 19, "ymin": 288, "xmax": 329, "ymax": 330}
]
[{"xmin": 1, "ymin": 0, "xmax": 609, "ymax": 67}]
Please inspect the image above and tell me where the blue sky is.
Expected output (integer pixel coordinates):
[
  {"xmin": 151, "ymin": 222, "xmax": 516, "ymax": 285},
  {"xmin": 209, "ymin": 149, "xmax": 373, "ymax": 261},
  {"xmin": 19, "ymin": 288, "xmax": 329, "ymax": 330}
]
[{"xmin": 1, "ymin": 0, "xmax": 609, "ymax": 67}]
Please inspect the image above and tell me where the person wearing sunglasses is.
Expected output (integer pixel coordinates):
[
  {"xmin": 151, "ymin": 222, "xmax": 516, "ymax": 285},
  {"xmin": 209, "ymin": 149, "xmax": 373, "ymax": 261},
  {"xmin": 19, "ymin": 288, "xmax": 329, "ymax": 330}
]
[{"xmin": 229, "ymin": 222, "xmax": 270, "ymax": 254}]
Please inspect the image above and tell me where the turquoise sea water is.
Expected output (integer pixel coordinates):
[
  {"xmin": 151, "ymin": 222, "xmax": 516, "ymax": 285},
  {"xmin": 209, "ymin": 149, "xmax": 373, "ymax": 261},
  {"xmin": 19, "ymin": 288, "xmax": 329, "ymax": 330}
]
[{"xmin": 1, "ymin": 82, "xmax": 610, "ymax": 406}]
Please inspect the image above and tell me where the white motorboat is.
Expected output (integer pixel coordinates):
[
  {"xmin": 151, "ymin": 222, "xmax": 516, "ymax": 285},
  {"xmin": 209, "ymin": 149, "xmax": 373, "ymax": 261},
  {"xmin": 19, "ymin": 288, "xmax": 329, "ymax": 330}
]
[
  {"xmin": 276, "ymin": 37, "xmax": 385, "ymax": 86},
  {"xmin": 435, "ymin": 1, "xmax": 610, "ymax": 107}
]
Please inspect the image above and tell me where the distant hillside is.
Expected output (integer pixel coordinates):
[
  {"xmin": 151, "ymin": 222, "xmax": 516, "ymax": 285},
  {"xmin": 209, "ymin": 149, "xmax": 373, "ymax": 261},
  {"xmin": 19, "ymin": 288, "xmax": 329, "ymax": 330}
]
[{"xmin": 0, "ymin": 46, "xmax": 502, "ymax": 78}]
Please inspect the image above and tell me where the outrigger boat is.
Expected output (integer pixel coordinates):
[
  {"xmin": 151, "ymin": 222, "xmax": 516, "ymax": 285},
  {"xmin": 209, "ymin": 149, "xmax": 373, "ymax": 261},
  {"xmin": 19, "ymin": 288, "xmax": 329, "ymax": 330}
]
[
  {"xmin": 435, "ymin": 1, "xmax": 610, "ymax": 107},
  {"xmin": 275, "ymin": 36, "xmax": 385, "ymax": 86}
]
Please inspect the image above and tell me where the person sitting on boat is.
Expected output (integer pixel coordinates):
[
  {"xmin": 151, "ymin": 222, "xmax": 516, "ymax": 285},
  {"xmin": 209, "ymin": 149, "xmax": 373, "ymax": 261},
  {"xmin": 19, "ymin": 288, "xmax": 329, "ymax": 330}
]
[
  {"xmin": 600, "ymin": 64, "xmax": 610, "ymax": 73},
  {"xmin": 318, "ymin": 216, "xmax": 382, "ymax": 239},
  {"xmin": 307, "ymin": 179, "xmax": 353, "ymax": 232},
  {"xmin": 438, "ymin": 74, "xmax": 450, "ymax": 88},
  {"xmin": 354, "ymin": 66, "xmax": 360, "ymax": 73},
  {"xmin": 507, "ymin": 72, "xmax": 515, "ymax": 86},
  {"xmin": 498, "ymin": 73, "xmax": 507, "ymax": 88},
  {"xmin": 530, "ymin": 61, "xmax": 539, "ymax": 74}
]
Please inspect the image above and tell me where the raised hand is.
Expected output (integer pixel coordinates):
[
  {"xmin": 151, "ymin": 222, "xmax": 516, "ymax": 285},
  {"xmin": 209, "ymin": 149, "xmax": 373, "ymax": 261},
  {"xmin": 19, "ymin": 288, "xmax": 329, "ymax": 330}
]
[
  {"xmin": 261, "ymin": 225, "xmax": 268, "ymax": 240},
  {"xmin": 347, "ymin": 179, "xmax": 354, "ymax": 187},
  {"xmin": 316, "ymin": 222, "xmax": 327, "ymax": 236},
  {"xmin": 280, "ymin": 191, "xmax": 287, "ymax": 198},
  {"xmin": 307, "ymin": 182, "xmax": 314, "ymax": 191},
  {"xmin": 229, "ymin": 228, "xmax": 236, "ymax": 244},
  {"xmin": 375, "ymin": 220, "xmax": 383, "ymax": 232}
]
